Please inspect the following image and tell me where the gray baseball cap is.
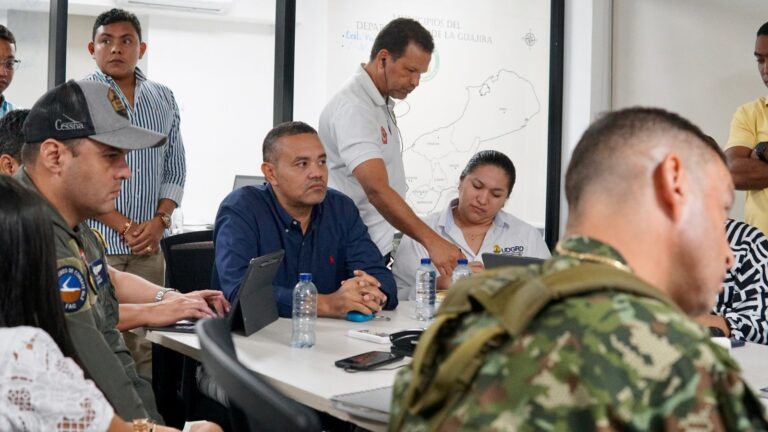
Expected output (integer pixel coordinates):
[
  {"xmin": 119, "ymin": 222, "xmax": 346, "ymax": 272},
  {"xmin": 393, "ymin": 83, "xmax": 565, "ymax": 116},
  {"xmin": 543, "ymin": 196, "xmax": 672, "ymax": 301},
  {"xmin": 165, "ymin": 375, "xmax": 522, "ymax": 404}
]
[{"xmin": 23, "ymin": 80, "xmax": 166, "ymax": 150}]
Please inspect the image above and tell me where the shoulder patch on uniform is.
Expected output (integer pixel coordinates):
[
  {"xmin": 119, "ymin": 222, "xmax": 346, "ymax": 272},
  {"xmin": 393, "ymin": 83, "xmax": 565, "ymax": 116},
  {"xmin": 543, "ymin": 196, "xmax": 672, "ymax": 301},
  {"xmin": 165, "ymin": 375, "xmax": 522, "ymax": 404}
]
[
  {"xmin": 90, "ymin": 228, "xmax": 108, "ymax": 250},
  {"xmin": 58, "ymin": 265, "xmax": 88, "ymax": 313}
]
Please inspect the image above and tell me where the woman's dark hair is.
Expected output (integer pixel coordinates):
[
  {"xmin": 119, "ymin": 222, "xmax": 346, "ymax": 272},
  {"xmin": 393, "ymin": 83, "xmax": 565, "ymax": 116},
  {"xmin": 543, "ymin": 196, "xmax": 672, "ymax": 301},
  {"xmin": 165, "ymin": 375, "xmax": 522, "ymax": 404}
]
[
  {"xmin": 459, "ymin": 150, "xmax": 516, "ymax": 197},
  {"xmin": 0, "ymin": 176, "xmax": 79, "ymax": 360}
]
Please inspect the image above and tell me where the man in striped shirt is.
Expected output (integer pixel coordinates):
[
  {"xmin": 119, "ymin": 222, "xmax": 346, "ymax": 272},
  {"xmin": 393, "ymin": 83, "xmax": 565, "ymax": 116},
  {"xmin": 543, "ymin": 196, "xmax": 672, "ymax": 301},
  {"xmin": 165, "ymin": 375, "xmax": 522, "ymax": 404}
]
[
  {"xmin": 85, "ymin": 8, "xmax": 186, "ymax": 379},
  {"xmin": 0, "ymin": 25, "xmax": 17, "ymax": 118},
  {"xmin": 698, "ymin": 219, "xmax": 768, "ymax": 344}
]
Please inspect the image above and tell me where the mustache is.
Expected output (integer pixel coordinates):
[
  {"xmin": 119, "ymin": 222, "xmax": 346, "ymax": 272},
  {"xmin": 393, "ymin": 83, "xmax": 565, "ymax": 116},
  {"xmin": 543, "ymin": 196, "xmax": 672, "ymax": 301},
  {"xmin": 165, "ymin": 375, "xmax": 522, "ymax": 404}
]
[{"xmin": 305, "ymin": 180, "xmax": 326, "ymax": 189}]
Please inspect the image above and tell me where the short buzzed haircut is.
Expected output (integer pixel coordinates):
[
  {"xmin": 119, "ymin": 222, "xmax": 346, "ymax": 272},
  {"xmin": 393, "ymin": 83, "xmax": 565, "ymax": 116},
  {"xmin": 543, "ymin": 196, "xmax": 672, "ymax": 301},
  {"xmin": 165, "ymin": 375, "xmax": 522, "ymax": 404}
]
[
  {"xmin": 93, "ymin": 8, "xmax": 143, "ymax": 42},
  {"xmin": 0, "ymin": 25, "xmax": 15, "ymax": 46},
  {"xmin": 262, "ymin": 121, "xmax": 318, "ymax": 163},
  {"xmin": 758, "ymin": 21, "xmax": 768, "ymax": 37},
  {"xmin": 369, "ymin": 18, "xmax": 434, "ymax": 62},
  {"xmin": 0, "ymin": 109, "xmax": 29, "ymax": 162},
  {"xmin": 565, "ymin": 107, "xmax": 724, "ymax": 208}
]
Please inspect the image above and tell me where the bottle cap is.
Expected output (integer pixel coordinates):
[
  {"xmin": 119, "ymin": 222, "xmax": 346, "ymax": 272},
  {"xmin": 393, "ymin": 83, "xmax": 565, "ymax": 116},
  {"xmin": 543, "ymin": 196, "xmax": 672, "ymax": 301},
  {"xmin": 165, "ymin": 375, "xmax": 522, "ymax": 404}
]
[
  {"xmin": 420, "ymin": 258, "xmax": 431, "ymax": 265},
  {"xmin": 457, "ymin": 258, "xmax": 468, "ymax": 265},
  {"xmin": 299, "ymin": 273, "xmax": 312, "ymax": 282}
]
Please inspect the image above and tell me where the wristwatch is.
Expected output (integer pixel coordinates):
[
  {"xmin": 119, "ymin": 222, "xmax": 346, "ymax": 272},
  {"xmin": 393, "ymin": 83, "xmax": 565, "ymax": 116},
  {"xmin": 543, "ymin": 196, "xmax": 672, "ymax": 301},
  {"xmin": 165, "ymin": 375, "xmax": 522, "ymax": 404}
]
[
  {"xmin": 155, "ymin": 211, "xmax": 172, "ymax": 229},
  {"xmin": 755, "ymin": 142, "xmax": 768, "ymax": 162},
  {"xmin": 708, "ymin": 326, "xmax": 726, "ymax": 337},
  {"xmin": 131, "ymin": 418, "xmax": 155, "ymax": 432},
  {"xmin": 155, "ymin": 288, "xmax": 177, "ymax": 302}
]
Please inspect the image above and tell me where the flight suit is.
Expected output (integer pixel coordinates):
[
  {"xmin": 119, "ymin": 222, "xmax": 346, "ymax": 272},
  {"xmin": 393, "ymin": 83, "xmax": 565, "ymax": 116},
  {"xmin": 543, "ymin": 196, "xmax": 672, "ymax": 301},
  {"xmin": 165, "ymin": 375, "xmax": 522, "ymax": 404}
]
[{"xmin": 18, "ymin": 170, "xmax": 162, "ymax": 422}]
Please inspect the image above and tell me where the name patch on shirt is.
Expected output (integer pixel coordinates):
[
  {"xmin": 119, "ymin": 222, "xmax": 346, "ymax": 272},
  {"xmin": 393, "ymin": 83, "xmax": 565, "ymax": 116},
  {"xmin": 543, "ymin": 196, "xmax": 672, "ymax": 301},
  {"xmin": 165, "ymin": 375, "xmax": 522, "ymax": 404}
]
[
  {"xmin": 58, "ymin": 266, "xmax": 88, "ymax": 312},
  {"xmin": 89, "ymin": 258, "xmax": 109, "ymax": 291},
  {"xmin": 493, "ymin": 244, "xmax": 525, "ymax": 256}
]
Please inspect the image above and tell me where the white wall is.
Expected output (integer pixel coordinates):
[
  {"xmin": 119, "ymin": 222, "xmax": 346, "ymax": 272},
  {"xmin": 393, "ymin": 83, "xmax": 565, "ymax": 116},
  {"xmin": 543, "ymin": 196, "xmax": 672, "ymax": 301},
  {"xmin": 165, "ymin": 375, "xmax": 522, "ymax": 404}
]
[
  {"xmin": 2, "ymin": 8, "xmax": 50, "ymax": 108},
  {"xmin": 559, "ymin": 0, "xmax": 613, "ymax": 233},
  {"xmin": 612, "ymin": 0, "xmax": 768, "ymax": 220},
  {"xmin": 145, "ymin": 15, "xmax": 275, "ymax": 224},
  {"xmin": 294, "ymin": 0, "xmax": 327, "ymax": 128}
]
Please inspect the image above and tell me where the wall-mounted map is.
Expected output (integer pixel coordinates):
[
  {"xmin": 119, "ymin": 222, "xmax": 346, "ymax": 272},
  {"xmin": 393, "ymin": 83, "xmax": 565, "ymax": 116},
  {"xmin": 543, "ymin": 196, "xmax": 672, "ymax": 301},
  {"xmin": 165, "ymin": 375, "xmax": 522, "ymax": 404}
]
[{"xmin": 325, "ymin": 0, "xmax": 553, "ymax": 229}]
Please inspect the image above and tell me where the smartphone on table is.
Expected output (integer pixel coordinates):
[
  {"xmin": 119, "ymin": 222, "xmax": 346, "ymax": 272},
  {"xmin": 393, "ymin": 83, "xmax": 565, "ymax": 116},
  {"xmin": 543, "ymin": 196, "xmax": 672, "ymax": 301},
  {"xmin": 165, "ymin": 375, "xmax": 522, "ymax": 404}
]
[{"xmin": 334, "ymin": 350, "xmax": 403, "ymax": 371}]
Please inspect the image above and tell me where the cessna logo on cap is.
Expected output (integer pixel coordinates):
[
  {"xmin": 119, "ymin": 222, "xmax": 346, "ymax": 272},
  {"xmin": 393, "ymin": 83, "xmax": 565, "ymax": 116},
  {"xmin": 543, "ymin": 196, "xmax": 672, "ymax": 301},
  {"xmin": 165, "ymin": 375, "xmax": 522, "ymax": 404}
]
[
  {"xmin": 55, "ymin": 114, "xmax": 85, "ymax": 131},
  {"xmin": 107, "ymin": 88, "xmax": 128, "ymax": 119}
]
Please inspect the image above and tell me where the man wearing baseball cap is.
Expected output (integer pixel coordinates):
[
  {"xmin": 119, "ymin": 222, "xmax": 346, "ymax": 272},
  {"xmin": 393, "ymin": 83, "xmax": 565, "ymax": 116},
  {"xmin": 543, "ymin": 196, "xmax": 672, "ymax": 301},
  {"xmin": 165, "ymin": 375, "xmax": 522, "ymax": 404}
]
[{"xmin": 17, "ymin": 80, "xmax": 228, "ymax": 422}]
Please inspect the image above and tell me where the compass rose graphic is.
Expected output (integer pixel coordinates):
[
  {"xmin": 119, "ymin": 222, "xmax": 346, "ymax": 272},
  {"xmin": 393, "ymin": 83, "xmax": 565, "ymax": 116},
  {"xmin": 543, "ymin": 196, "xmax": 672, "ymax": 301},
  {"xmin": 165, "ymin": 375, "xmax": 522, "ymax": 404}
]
[{"xmin": 522, "ymin": 29, "xmax": 537, "ymax": 48}]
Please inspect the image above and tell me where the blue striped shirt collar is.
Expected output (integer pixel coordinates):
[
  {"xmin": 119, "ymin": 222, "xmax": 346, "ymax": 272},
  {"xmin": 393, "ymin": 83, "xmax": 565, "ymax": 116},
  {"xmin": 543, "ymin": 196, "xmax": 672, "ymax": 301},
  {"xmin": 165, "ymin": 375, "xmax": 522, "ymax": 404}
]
[{"xmin": 90, "ymin": 67, "xmax": 147, "ymax": 85}]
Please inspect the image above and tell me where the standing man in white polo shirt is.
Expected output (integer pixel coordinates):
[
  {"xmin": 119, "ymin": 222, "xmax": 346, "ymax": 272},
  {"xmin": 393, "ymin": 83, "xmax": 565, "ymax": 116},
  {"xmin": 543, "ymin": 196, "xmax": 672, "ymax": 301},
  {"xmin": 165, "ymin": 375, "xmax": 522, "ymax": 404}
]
[{"xmin": 319, "ymin": 18, "xmax": 462, "ymax": 278}]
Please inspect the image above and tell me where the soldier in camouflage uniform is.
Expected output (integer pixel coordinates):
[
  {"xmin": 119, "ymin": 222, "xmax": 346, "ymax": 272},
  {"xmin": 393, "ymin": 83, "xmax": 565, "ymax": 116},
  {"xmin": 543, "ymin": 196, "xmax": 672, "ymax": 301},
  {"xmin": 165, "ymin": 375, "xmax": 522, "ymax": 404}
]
[{"xmin": 391, "ymin": 107, "xmax": 768, "ymax": 431}]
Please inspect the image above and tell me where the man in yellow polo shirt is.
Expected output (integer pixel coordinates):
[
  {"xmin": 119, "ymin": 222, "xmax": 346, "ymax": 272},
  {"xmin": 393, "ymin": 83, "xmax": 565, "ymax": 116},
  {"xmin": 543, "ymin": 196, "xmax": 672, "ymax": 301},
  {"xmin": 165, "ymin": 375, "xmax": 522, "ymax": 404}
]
[{"xmin": 726, "ymin": 21, "xmax": 768, "ymax": 235}]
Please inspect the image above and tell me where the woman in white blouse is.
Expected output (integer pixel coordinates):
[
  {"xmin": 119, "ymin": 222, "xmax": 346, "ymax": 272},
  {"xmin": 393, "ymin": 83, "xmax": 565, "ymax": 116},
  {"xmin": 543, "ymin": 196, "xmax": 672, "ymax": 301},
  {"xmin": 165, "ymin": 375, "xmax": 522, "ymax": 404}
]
[
  {"xmin": 393, "ymin": 150, "xmax": 551, "ymax": 299},
  {"xmin": 0, "ymin": 176, "xmax": 219, "ymax": 432}
]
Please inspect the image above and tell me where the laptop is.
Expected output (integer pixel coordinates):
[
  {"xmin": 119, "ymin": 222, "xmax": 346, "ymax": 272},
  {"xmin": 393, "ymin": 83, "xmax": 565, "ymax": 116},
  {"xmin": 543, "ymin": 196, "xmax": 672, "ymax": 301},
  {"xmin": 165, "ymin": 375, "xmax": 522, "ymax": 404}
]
[
  {"xmin": 331, "ymin": 386, "xmax": 393, "ymax": 423},
  {"xmin": 482, "ymin": 253, "xmax": 544, "ymax": 269},
  {"xmin": 147, "ymin": 250, "xmax": 284, "ymax": 336},
  {"xmin": 232, "ymin": 175, "xmax": 265, "ymax": 190}
]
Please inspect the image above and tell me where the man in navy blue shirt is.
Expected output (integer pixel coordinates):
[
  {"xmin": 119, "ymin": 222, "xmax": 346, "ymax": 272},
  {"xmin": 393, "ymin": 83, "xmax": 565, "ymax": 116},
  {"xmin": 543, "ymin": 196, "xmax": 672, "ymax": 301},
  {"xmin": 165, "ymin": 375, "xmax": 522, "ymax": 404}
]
[{"xmin": 213, "ymin": 121, "xmax": 397, "ymax": 317}]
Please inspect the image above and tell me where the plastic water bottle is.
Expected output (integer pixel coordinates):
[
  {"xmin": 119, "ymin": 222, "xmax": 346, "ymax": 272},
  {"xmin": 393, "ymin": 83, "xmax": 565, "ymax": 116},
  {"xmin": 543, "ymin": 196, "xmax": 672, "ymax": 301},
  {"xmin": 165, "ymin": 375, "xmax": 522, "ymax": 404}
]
[
  {"xmin": 291, "ymin": 273, "xmax": 317, "ymax": 348},
  {"xmin": 451, "ymin": 258, "xmax": 472, "ymax": 284},
  {"xmin": 415, "ymin": 258, "xmax": 437, "ymax": 321}
]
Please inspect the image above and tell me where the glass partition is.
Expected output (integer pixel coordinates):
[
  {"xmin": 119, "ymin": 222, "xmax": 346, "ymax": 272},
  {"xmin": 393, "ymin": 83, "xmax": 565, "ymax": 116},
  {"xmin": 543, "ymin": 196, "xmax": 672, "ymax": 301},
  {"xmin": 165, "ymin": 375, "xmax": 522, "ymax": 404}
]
[{"xmin": 2, "ymin": 0, "xmax": 51, "ymax": 108}]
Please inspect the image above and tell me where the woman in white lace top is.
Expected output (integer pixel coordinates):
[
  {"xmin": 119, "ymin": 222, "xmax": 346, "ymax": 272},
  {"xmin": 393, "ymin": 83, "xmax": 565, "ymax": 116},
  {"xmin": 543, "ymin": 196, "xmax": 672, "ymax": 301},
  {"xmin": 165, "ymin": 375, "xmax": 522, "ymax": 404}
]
[
  {"xmin": 0, "ymin": 326, "xmax": 114, "ymax": 431},
  {"xmin": 0, "ymin": 177, "xmax": 220, "ymax": 432}
]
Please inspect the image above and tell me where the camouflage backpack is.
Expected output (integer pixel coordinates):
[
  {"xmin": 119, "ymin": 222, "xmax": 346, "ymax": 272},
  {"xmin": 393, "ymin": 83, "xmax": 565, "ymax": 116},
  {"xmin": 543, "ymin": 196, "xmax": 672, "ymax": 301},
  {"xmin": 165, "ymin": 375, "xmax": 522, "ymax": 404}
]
[{"xmin": 390, "ymin": 262, "xmax": 683, "ymax": 431}]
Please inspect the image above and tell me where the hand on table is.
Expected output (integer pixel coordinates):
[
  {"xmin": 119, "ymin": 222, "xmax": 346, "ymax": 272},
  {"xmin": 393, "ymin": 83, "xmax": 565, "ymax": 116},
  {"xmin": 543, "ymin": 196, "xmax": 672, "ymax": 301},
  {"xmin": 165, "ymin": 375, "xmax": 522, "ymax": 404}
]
[
  {"xmin": 319, "ymin": 270, "xmax": 387, "ymax": 318},
  {"xmin": 467, "ymin": 260, "xmax": 485, "ymax": 274},
  {"xmin": 147, "ymin": 295, "xmax": 216, "ymax": 327}
]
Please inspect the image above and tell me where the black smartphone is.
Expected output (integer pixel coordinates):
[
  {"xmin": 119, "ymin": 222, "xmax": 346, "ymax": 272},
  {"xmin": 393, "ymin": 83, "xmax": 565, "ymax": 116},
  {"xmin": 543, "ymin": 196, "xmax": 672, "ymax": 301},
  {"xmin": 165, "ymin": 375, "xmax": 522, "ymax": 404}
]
[{"xmin": 334, "ymin": 350, "xmax": 403, "ymax": 370}]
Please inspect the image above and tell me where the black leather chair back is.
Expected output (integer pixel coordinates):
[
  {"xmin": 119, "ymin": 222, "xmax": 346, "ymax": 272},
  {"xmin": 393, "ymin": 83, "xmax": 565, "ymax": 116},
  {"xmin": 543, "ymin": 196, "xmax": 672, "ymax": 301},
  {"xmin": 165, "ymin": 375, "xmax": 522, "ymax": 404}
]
[{"xmin": 160, "ymin": 230, "xmax": 214, "ymax": 292}]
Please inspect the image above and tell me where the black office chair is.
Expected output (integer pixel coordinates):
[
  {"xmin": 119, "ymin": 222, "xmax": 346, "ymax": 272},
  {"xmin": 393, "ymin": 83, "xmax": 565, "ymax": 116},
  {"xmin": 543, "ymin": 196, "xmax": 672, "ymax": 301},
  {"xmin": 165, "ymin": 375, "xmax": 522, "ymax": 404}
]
[
  {"xmin": 161, "ymin": 229, "xmax": 215, "ymax": 293},
  {"xmin": 197, "ymin": 318, "xmax": 322, "ymax": 432},
  {"xmin": 153, "ymin": 230, "xmax": 229, "ymax": 428}
]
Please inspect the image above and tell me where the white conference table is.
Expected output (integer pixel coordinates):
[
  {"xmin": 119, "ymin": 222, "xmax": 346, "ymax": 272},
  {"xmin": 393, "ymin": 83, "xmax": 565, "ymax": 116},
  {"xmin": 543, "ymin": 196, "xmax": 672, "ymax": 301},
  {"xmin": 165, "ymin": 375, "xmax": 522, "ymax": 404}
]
[
  {"xmin": 141, "ymin": 303, "xmax": 768, "ymax": 431},
  {"xmin": 732, "ymin": 342, "xmax": 768, "ymax": 404},
  {"xmin": 142, "ymin": 303, "xmax": 424, "ymax": 431}
]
